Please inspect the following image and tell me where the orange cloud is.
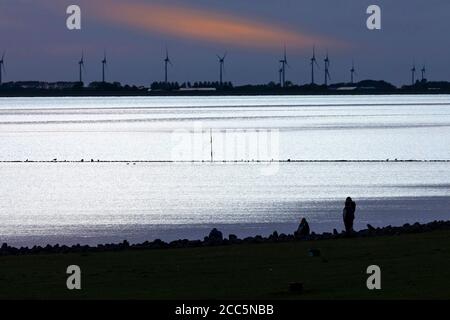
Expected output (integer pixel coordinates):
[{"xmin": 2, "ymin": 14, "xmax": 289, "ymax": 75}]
[{"xmin": 91, "ymin": 2, "xmax": 343, "ymax": 50}]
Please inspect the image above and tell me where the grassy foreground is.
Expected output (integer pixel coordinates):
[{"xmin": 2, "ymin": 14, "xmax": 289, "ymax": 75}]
[{"xmin": 0, "ymin": 230, "xmax": 450, "ymax": 300}]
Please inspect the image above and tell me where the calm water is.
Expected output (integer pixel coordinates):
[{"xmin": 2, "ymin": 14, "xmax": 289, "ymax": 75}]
[{"xmin": 0, "ymin": 95, "xmax": 450, "ymax": 246}]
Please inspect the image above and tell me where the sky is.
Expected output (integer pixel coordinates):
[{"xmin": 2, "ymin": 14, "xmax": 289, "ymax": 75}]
[{"xmin": 0, "ymin": 0, "xmax": 450, "ymax": 86}]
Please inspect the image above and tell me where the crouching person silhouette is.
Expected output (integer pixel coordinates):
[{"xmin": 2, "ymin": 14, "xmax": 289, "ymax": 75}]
[
  {"xmin": 294, "ymin": 218, "xmax": 310, "ymax": 239},
  {"xmin": 343, "ymin": 197, "xmax": 356, "ymax": 235}
]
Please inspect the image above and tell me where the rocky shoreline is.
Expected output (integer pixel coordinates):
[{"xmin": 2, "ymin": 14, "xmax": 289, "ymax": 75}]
[{"xmin": 1, "ymin": 220, "xmax": 450, "ymax": 256}]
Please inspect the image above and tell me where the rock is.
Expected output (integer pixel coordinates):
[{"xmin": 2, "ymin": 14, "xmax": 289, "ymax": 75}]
[
  {"xmin": 278, "ymin": 233, "xmax": 288, "ymax": 241},
  {"xmin": 243, "ymin": 237, "xmax": 254, "ymax": 243},
  {"xmin": 358, "ymin": 229, "xmax": 369, "ymax": 237},
  {"xmin": 151, "ymin": 239, "xmax": 166, "ymax": 249},
  {"xmin": 254, "ymin": 235, "xmax": 264, "ymax": 243},
  {"xmin": 189, "ymin": 240, "xmax": 202, "ymax": 247},
  {"xmin": 321, "ymin": 232, "xmax": 332, "ymax": 239},
  {"xmin": 269, "ymin": 231, "xmax": 279, "ymax": 241},
  {"xmin": 208, "ymin": 228, "xmax": 223, "ymax": 242},
  {"xmin": 286, "ymin": 234, "xmax": 296, "ymax": 241},
  {"xmin": 411, "ymin": 222, "xmax": 422, "ymax": 232},
  {"xmin": 308, "ymin": 248, "xmax": 321, "ymax": 257},
  {"xmin": 170, "ymin": 240, "xmax": 189, "ymax": 248}
]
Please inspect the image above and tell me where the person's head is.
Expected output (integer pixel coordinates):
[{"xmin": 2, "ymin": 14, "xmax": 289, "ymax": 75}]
[
  {"xmin": 345, "ymin": 197, "xmax": 352, "ymax": 205},
  {"xmin": 300, "ymin": 218, "xmax": 307, "ymax": 224}
]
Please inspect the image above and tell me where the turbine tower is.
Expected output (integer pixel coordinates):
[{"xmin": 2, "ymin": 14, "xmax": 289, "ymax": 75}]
[
  {"xmin": 217, "ymin": 53, "xmax": 227, "ymax": 85},
  {"xmin": 421, "ymin": 65, "xmax": 426, "ymax": 82},
  {"xmin": 102, "ymin": 51, "xmax": 107, "ymax": 83},
  {"xmin": 78, "ymin": 52, "xmax": 85, "ymax": 83},
  {"xmin": 0, "ymin": 52, "xmax": 5, "ymax": 84},
  {"xmin": 164, "ymin": 48, "xmax": 172, "ymax": 84},
  {"xmin": 310, "ymin": 46, "xmax": 319, "ymax": 84},
  {"xmin": 279, "ymin": 47, "xmax": 288, "ymax": 87},
  {"xmin": 411, "ymin": 62, "xmax": 416, "ymax": 85},
  {"xmin": 278, "ymin": 67, "xmax": 283, "ymax": 86},
  {"xmin": 350, "ymin": 60, "xmax": 356, "ymax": 84},
  {"xmin": 324, "ymin": 52, "xmax": 331, "ymax": 86}
]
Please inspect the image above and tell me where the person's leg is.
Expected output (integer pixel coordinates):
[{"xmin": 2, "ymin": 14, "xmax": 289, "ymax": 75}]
[
  {"xmin": 345, "ymin": 219, "xmax": 355, "ymax": 235},
  {"xmin": 344, "ymin": 219, "xmax": 350, "ymax": 233}
]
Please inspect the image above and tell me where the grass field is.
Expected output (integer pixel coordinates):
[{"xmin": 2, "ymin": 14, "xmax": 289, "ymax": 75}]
[{"xmin": 0, "ymin": 230, "xmax": 449, "ymax": 300}]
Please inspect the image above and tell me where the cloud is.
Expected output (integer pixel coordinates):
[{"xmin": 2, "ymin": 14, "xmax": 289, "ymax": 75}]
[{"xmin": 90, "ymin": 1, "xmax": 343, "ymax": 50}]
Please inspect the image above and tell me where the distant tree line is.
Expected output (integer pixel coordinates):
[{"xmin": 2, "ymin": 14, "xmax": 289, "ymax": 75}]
[
  {"xmin": 150, "ymin": 81, "xmax": 233, "ymax": 91},
  {"xmin": 3, "ymin": 78, "xmax": 450, "ymax": 96}
]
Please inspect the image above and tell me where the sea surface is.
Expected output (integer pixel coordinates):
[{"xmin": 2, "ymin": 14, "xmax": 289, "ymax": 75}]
[{"xmin": 0, "ymin": 95, "xmax": 449, "ymax": 246}]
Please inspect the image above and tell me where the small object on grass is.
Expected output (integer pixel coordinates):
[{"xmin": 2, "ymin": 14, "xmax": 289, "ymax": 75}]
[
  {"xmin": 289, "ymin": 282, "xmax": 303, "ymax": 293},
  {"xmin": 308, "ymin": 248, "xmax": 321, "ymax": 257}
]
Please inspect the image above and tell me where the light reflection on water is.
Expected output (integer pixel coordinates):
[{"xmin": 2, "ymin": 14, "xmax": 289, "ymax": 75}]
[{"xmin": 0, "ymin": 95, "xmax": 449, "ymax": 246}]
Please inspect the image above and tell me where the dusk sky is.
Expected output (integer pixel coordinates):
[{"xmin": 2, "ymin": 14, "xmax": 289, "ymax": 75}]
[{"xmin": 1, "ymin": 0, "xmax": 449, "ymax": 85}]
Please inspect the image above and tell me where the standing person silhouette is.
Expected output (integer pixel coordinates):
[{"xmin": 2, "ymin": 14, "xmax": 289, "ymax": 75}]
[{"xmin": 343, "ymin": 197, "xmax": 356, "ymax": 235}]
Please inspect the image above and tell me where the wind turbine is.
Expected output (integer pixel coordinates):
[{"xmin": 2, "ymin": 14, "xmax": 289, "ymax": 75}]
[
  {"xmin": 0, "ymin": 52, "xmax": 6, "ymax": 84},
  {"xmin": 102, "ymin": 51, "xmax": 107, "ymax": 83},
  {"xmin": 310, "ymin": 46, "xmax": 319, "ymax": 85},
  {"xmin": 279, "ymin": 47, "xmax": 288, "ymax": 87},
  {"xmin": 164, "ymin": 48, "xmax": 172, "ymax": 84},
  {"xmin": 350, "ymin": 60, "xmax": 356, "ymax": 84},
  {"xmin": 78, "ymin": 52, "xmax": 85, "ymax": 83},
  {"xmin": 217, "ymin": 52, "xmax": 227, "ymax": 85},
  {"xmin": 421, "ymin": 65, "xmax": 426, "ymax": 82},
  {"xmin": 411, "ymin": 62, "xmax": 416, "ymax": 85},
  {"xmin": 324, "ymin": 51, "xmax": 331, "ymax": 86}
]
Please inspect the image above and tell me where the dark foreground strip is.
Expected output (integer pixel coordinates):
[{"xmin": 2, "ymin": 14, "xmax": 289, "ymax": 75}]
[{"xmin": 0, "ymin": 300, "xmax": 446, "ymax": 319}]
